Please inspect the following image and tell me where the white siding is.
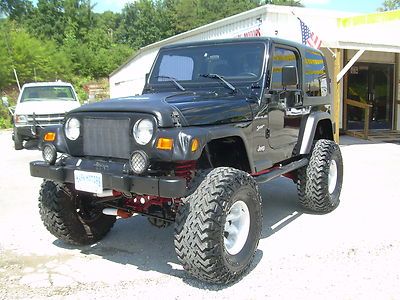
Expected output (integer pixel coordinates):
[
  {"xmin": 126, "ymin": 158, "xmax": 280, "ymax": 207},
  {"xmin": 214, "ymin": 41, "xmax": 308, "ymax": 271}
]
[{"xmin": 110, "ymin": 50, "xmax": 158, "ymax": 98}]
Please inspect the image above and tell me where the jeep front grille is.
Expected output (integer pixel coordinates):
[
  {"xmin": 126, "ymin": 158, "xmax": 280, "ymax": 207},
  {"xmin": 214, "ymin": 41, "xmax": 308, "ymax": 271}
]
[{"xmin": 83, "ymin": 118, "xmax": 131, "ymax": 159}]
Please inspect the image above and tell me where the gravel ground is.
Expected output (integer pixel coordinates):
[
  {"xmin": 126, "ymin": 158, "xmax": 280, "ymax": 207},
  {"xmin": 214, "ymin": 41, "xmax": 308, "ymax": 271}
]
[{"xmin": 0, "ymin": 129, "xmax": 399, "ymax": 299}]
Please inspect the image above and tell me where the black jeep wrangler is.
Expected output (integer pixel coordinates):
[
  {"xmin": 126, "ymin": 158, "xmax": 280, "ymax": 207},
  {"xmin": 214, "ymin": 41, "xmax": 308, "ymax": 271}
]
[{"xmin": 30, "ymin": 37, "xmax": 343, "ymax": 284}]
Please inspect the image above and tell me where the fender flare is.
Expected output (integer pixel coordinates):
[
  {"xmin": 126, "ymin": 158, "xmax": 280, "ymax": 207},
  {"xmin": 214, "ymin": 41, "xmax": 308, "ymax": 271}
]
[
  {"xmin": 39, "ymin": 125, "xmax": 69, "ymax": 153},
  {"xmin": 155, "ymin": 123, "xmax": 254, "ymax": 168},
  {"xmin": 299, "ymin": 112, "xmax": 333, "ymax": 155}
]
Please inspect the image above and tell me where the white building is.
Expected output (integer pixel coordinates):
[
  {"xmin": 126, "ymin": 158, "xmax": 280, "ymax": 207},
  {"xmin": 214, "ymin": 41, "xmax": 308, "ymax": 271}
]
[{"xmin": 109, "ymin": 4, "xmax": 400, "ymax": 138}]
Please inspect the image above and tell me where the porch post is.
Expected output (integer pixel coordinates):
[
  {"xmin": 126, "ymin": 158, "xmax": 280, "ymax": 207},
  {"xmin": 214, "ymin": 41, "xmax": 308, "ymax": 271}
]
[
  {"xmin": 333, "ymin": 48, "xmax": 342, "ymax": 143},
  {"xmin": 395, "ymin": 53, "xmax": 399, "ymax": 130}
]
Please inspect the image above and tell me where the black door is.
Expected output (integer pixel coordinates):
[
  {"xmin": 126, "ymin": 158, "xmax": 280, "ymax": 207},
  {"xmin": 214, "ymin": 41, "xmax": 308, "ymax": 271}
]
[
  {"xmin": 347, "ymin": 63, "xmax": 394, "ymax": 130},
  {"xmin": 252, "ymin": 46, "xmax": 302, "ymax": 169}
]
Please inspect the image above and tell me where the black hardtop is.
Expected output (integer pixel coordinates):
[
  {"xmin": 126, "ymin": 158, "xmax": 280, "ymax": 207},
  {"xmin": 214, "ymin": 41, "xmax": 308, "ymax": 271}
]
[{"xmin": 159, "ymin": 36, "xmax": 323, "ymax": 57}]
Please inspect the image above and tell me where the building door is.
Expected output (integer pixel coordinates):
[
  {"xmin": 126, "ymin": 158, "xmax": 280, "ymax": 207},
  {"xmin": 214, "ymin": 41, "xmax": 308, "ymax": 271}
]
[{"xmin": 347, "ymin": 63, "xmax": 394, "ymax": 130}]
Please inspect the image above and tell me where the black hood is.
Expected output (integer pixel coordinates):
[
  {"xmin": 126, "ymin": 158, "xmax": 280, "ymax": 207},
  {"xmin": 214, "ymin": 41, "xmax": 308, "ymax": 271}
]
[{"xmin": 71, "ymin": 92, "xmax": 253, "ymax": 127}]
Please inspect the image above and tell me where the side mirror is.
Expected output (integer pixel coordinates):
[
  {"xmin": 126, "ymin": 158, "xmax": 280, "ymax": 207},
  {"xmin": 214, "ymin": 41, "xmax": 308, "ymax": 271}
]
[
  {"xmin": 1, "ymin": 96, "xmax": 9, "ymax": 107},
  {"xmin": 282, "ymin": 66, "xmax": 298, "ymax": 88}
]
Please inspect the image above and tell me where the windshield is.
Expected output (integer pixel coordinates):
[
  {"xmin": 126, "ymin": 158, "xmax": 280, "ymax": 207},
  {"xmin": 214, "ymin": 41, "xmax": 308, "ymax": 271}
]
[
  {"xmin": 20, "ymin": 86, "xmax": 77, "ymax": 102},
  {"xmin": 149, "ymin": 42, "xmax": 266, "ymax": 89}
]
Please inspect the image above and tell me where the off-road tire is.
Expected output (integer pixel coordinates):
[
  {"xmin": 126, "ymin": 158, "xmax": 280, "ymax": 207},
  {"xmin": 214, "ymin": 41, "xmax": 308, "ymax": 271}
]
[
  {"xmin": 174, "ymin": 167, "xmax": 262, "ymax": 284},
  {"xmin": 297, "ymin": 139, "xmax": 343, "ymax": 213},
  {"xmin": 39, "ymin": 180, "xmax": 116, "ymax": 245},
  {"xmin": 13, "ymin": 128, "xmax": 23, "ymax": 150}
]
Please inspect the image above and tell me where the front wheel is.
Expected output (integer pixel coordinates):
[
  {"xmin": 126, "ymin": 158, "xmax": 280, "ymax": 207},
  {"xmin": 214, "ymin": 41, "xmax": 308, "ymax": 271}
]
[
  {"xmin": 297, "ymin": 139, "xmax": 343, "ymax": 213},
  {"xmin": 174, "ymin": 167, "xmax": 262, "ymax": 284},
  {"xmin": 39, "ymin": 180, "xmax": 116, "ymax": 245},
  {"xmin": 13, "ymin": 128, "xmax": 23, "ymax": 150}
]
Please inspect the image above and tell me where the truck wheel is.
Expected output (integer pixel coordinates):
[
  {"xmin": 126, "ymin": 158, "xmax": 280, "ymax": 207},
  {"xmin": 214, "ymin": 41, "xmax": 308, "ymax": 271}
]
[
  {"xmin": 38, "ymin": 180, "xmax": 116, "ymax": 245},
  {"xmin": 297, "ymin": 139, "xmax": 343, "ymax": 213},
  {"xmin": 174, "ymin": 167, "xmax": 262, "ymax": 284},
  {"xmin": 13, "ymin": 128, "xmax": 23, "ymax": 150}
]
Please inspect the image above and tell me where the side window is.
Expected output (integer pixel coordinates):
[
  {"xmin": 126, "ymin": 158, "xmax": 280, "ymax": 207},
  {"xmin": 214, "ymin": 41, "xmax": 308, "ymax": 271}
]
[
  {"xmin": 271, "ymin": 47, "xmax": 298, "ymax": 90},
  {"xmin": 305, "ymin": 50, "xmax": 328, "ymax": 97}
]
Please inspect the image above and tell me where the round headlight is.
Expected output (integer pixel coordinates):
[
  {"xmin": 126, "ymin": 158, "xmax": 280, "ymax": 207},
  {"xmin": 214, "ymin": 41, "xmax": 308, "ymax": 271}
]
[
  {"xmin": 133, "ymin": 119, "xmax": 154, "ymax": 145},
  {"xmin": 129, "ymin": 151, "xmax": 149, "ymax": 174},
  {"xmin": 65, "ymin": 118, "xmax": 80, "ymax": 140}
]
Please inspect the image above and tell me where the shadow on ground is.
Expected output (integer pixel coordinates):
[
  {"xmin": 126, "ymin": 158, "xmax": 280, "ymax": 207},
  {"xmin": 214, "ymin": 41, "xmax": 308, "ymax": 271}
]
[{"xmin": 54, "ymin": 177, "xmax": 301, "ymax": 289}]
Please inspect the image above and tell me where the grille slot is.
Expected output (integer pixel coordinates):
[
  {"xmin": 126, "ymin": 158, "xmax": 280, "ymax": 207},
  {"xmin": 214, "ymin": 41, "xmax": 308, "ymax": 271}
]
[{"xmin": 83, "ymin": 118, "xmax": 130, "ymax": 159}]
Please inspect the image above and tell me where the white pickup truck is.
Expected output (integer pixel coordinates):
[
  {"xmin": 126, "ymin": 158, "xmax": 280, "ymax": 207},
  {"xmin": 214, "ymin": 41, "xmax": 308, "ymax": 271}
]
[{"xmin": 12, "ymin": 82, "xmax": 80, "ymax": 150}]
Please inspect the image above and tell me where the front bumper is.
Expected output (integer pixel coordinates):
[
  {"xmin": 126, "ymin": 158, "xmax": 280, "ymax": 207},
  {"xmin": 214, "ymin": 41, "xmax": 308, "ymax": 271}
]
[{"xmin": 30, "ymin": 160, "xmax": 187, "ymax": 198}]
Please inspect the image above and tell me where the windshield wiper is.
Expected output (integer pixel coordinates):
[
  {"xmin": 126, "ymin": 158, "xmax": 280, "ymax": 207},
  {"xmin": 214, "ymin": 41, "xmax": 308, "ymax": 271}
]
[
  {"xmin": 199, "ymin": 73, "xmax": 236, "ymax": 93},
  {"xmin": 155, "ymin": 75, "xmax": 185, "ymax": 91}
]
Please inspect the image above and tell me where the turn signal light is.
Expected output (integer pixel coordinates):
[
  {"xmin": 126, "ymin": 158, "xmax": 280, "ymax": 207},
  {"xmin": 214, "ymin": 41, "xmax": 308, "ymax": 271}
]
[
  {"xmin": 191, "ymin": 138, "xmax": 199, "ymax": 152},
  {"xmin": 44, "ymin": 132, "xmax": 56, "ymax": 142},
  {"xmin": 157, "ymin": 138, "xmax": 173, "ymax": 150}
]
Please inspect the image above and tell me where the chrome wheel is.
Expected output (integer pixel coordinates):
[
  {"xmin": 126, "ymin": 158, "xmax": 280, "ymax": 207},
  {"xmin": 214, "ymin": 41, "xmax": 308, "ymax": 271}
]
[
  {"xmin": 224, "ymin": 200, "xmax": 250, "ymax": 255},
  {"xmin": 328, "ymin": 160, "xmax": 338, "ymax": 194}
]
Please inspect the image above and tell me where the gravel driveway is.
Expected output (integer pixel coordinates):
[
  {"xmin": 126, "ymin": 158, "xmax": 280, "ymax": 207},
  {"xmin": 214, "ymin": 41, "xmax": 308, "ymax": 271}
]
[{"xmin": 1, "ymin": 130, "xmax": 399, "ymax": 299}]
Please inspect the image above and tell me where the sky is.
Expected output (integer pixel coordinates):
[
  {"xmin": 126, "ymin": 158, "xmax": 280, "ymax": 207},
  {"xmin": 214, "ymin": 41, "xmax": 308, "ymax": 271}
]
[{"xmin": 92, "ymin": 0, "xmax": 385, "ymax": 14}]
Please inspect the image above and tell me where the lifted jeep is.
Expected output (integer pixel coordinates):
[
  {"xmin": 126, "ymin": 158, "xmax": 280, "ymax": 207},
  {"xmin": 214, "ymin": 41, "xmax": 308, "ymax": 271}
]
[{"xmin": 30, "ymin": 37, "xmax": 343, "ymax": 284}]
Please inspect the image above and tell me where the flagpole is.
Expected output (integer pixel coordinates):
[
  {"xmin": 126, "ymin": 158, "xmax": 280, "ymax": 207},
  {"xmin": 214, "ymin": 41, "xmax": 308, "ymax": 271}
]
[{"xmin": 291, "ymin": 10, "xmax": 336, "ymax": 58}]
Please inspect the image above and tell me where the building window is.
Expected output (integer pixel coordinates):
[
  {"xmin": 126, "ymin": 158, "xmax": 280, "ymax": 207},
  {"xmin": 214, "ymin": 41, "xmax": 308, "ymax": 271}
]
[
  {"xmin": 305, "ymin": 50, "xmax": 328, "ymax": 97},
  {"xmin": 271, "ymin": 47, "xmax": 298, "ymax": 90}
]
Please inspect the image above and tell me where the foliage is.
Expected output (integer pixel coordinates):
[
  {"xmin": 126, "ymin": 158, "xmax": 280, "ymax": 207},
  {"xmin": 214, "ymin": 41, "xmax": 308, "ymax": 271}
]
[
  {"xmin": 378, "ymin": 0, "xmax": 400, "ymax": 11},
  {"xmin": 0, "ymin": 105, "xmax": 13, "ymax": 129},
  {"xmin": 0, "ymin": 20, "xmax": 73, "ymax": 85},
  {"xmin": 266, "ymin": 0, "xmax": 303, "ymax": 7},
  {"xmin": 0, "ymin": 0, "xmax": 33, "ymax": 20}
]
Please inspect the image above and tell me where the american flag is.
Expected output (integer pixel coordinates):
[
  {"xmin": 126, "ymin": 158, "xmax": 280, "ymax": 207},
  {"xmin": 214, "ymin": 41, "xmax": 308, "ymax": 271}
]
[{"xmin": 299, "ymin": 18, "xmax": 322, "ymax": 49}]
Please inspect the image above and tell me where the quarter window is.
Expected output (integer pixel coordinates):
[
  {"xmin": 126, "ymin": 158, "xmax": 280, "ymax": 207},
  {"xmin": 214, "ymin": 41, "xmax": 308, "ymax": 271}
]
[
  {"xmin": 305, "ymin": 50, "xmax": 328, "ymax": 97},
  {"xmin": 271, "ymin": 47, "xmax": 298, "ymax": 90}
]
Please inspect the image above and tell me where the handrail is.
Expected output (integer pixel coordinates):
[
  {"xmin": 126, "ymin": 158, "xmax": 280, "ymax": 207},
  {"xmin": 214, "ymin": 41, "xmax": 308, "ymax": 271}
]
[
  {"xmin": 344, "ymin": 98, "xmax": 372, "ymax": 139},
  {"xmin": 345, "ymin": 99, "xmax": 372, "ymax": 109}
]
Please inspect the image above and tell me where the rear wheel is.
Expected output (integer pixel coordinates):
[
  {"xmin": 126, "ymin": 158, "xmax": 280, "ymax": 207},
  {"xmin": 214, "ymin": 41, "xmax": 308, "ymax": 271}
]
[
  {"xmin": 174, "ymin": 167, "xmax": 262, "ymax": 284},
  {"xmin": 297, "ymin": 139, "xmax": 343, "ymax": 213},
  {"xmin": 39, "ymin": 180, "xmax": 116, "ymax": 245}
]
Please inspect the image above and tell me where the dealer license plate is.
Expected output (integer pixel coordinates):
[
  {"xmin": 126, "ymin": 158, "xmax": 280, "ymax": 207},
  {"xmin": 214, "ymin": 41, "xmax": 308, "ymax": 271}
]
[{"xmin": 74, "ymin": 170, "xmax": 103, "ymax": 194}]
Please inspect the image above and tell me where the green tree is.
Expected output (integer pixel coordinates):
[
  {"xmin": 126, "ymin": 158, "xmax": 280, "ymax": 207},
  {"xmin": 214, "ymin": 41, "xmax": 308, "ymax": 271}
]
[
  {"xmin": 378, "ymin": 0, "xmax": 400, "ymax": 11},
  {"xmin": 167, "ymin": 0, "xmax": 260, "ymax": 34},
  {"xmin": 0, "ymin": 0, "xmax": 33, "ymax": 20},
  {"xmin": 117, "ymin": 0, "xmax": 168, "ymax": 48},
  {"xmin": 24, "ymin": 0, "xmax": 94, "ymax": 44},
  {"xmin": 0, "ymin": 21, "xmax": 14, "ymax": 88},
  {"xmin": 0, "ymin": 20, "xmax": 73, "ymax": 89}
]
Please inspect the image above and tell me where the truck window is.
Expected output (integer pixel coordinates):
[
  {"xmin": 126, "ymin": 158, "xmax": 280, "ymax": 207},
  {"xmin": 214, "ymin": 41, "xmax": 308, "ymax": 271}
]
[
  {"xmin": 271, "ymin": 47, "xmax": 298, "ymax": 90},
  {"xmin": 305, "ymin": 50, "xmax": 328, "ymax": 97},
  {"xmin": 21, "ymin": 86, "xmax": 76, "ymax": 102}
]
